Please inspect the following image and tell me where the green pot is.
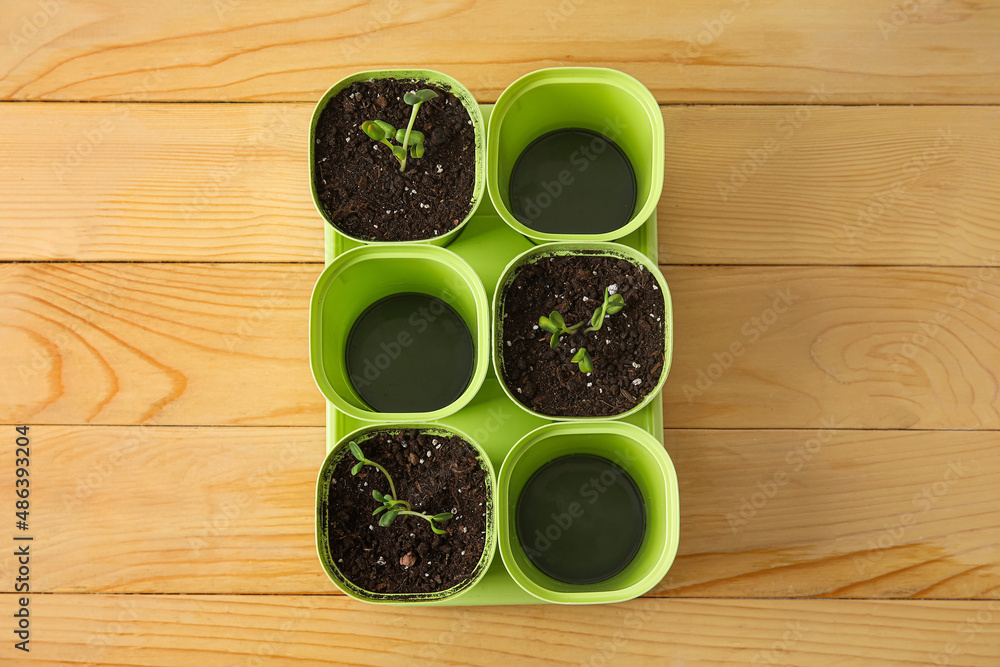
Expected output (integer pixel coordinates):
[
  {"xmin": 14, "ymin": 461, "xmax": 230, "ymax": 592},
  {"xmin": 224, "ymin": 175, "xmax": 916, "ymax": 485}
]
[
  {"xmin": 497, "ymin": 421, "xmax": 678, "ymax": 604},
  {"xmin": 310, "ymin": 69, "xmax": 486, "ymax": 246},
  {"xmin": 492, "ymin": 242, "xmax": 672, "ymax": 421},
  {"xmin": 317, "ymin": 424, "xmax": 497, "ymax": 605},
  {"xmin": 487, "ymin": 67, "xmax": 663, "ymax": 242},
  {"xmin": 310, "ymin": 244, "xmax": 489, "ymax": 421}
]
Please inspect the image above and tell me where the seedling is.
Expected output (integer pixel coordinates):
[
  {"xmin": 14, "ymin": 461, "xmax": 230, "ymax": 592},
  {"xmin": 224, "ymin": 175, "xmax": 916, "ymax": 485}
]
[
  {"xmin": 538, "ymin": 310, "xmax": 584, "ymax": 348},
  {"xmin": 538, "ymin": 287, "xmax": 625, "ymax": 349},
  {"xmin": 571, "ymin": 347, "xmax": 594, "ymax": 373},
  {"xmin": 360, "ymin": 89, "xmax": 439, "ymax": 172},
  {"xmin": 585, "ymin": 287, "xmax": 625, "ymax": 332},
  {"xmin": 348, "ymin": 441, "xmax": 453, "ymax": 535}
]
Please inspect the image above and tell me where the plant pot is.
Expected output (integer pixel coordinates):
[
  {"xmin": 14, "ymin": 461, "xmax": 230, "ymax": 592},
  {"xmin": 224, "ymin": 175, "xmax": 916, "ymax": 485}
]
[
  {"xmin": 317, "ymin": 424, "xmax": 497, "ymax": 604},
  {"xmin": 310, "ymin": 69, "xmax": 487, "ymax": 245},
  {"xmin": 487, "ymin": 67, "xmax": 663, "ymax": 242},
  {"xmin": 492, "ymin": 242, "xmax": 672, "ymax": 420},
  {"xmin": 310, "ymin": 244, "xmax": 489, "ymax": 421},
  {"xmin": 497, "ymin": 421, "xmax": 678, "ymax": 604}
]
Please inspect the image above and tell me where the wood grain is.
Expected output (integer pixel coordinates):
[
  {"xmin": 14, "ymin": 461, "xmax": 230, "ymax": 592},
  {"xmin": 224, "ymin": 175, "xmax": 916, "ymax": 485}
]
[
  {"xmin": 4, "ymin": 264, "xmax": 999, "ymax": 429},
  {"xmin": 3, "ymin": 104, "xmax": 999, "ymax": 264},
  {"xmin": 0, "ymin": 262, "xmax": 323, "ymax": 425},
  {"xmin": 662, "ymin": 265, "xmax": 1000, "ymax": 430},
  {"xmin": 660, "ymin": 106, "xmax": 1000, "ymax": 266},
  {"xmin": 0, "ymin": 103, "xmax": 319, "ymax": 262},
  {"xmin": 4, "ymin": 594, "xmax": 998, "ymax": 666},
  {"xmin": 2, "ymin": 425, "xmax": 996, "ymax": 598},
  {"xmin": 1, "ymin": 0, "xmax": 999, "ymax": 104}
]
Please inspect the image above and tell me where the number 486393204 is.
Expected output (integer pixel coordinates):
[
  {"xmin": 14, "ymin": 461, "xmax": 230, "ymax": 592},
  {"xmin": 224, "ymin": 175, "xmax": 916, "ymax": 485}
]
[{"xmin": 15, "ymin": 426, "xmax": 30, "ymax": 529}]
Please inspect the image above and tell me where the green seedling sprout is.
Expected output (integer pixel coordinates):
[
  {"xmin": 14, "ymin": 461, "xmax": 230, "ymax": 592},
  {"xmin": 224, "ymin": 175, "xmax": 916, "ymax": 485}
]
[
  {"xmin": 348, "ymin": 441, "xmax": 453, "ymax": 535},
  {"xmin": 585, "ymin": 287, "xmax": 625, "ymax": 333},
  {"xmin": 538, "ymin": 310, "xmax": 585, "ymax": 348},
  {"xmin": 360, "ymin": 89, "xmax": 439, "ymax": 172},
  {"xmin": 537, "ymin": 287, "xmax": 625, "ymax": 373},
  {"xmin": 571, "ymin": 347, "xmax": 594, "ymax": 373}
]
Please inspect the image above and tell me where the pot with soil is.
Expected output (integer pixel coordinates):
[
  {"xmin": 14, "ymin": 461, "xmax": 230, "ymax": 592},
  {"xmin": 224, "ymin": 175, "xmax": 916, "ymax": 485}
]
[
  {"xmin": 316, "ymin": 425, "xmax": 496, "ymax": 604},
  {"xmin": 311, "ymin": 70, "xmax": 485, "ymax": 245},
  {"xmin": 487, "ymin": 68, "xmax": 663, "ymax": 242},
  {"xmin": 493, "ymin": 243, "xmax": 671, "ymax": 419}
]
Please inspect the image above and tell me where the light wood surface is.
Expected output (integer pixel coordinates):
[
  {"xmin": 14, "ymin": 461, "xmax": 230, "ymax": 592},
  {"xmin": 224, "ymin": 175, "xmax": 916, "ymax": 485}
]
[
  {"xmin": 1, "ymin": 426, "xmax": 997, "ymax": 600},
  {"xmin": 4, "ymin": 264, "xmax": 998, "ymax": 429},
  {"xmin": 2, "ymin": 1, "xmax": 999, "ymax": 664},
  {"xmin": 2, "ymin": 0, "xmax": 999, "ymax": 104},
  {"xmin": 5, "ymin": 594, "xmax": 1000, "ymax": 666},
  {"xmin": 3, "ymin": 104, "xmax": 999, "ymax": 265}
]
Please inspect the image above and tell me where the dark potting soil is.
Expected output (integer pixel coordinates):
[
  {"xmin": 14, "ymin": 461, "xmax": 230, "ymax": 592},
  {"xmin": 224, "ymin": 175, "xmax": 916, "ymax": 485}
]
[
  {"xmin": 499, "ymin": 254, "xmax": 666, "ymax": 417},
  {"xmin": 326, "ymin": 430, "xmax": 488, "ymax": 596},
  {"xmin": 313, "ymin": 78, "xmax": 477, "ymax": 241}
]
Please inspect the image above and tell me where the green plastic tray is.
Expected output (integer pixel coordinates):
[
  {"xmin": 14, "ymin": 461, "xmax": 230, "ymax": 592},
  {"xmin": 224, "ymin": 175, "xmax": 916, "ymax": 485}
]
[{"xmin": 323, "ymin": 104, "xmax": 663, "ymax": 606}]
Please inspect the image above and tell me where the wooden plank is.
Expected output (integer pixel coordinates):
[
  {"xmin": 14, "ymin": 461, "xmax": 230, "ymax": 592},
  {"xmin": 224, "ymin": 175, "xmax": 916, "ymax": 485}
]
[
  {"xmin": 3, "ymin": 104, "xmax": 999, "ymax": 264},
  {"xmin": 0, "ymin": 103, "xmax": 321, "ymax": 262},
  {"xmin": 661, "ymin": 429, "xmax": 1000, "ymax": 599},
  {"xmin": 0, "ymin": 262, "xmax": 324, "ymax": 426},
  {"xmin": 0, "ymin": 426, "xmax": 334, "ymax": 595},
  {"xmin": 2, "ymin": 1, "xmax": 1000, "ymax": 103},
  {"xmin": 4, "ymin": 594, "xmax": 999, "ymax": 665},
  {"xmin": 3, "ymin": 264, "xmax": 999, "ymax": 428},
  {"xmin": 662, "ymin": 265, "xmax": 1000, "ymax": 430},
  {"xmin": 2, "ymin": 426, "xmax": 997, "ymax": 598},
  {"xmin": 660, "ymin": 106, "xmax": 1000, "ymax": 266}
]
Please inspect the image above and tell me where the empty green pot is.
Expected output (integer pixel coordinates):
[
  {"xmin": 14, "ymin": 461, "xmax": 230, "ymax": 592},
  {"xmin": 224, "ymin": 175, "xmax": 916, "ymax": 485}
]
[
  {"xmin": 310, "ymin": 69, "xmax": 486, "ymax": 245},
  {"xmin": 498, "ymin": 421, "xmax": 678, "ymax": 604},
  {"xmin": 487, "ymin": 67, "xmax": 663, "ymax": 242},
  {"xmin": 310, "ymin": 244, "xmax": 489, "ymax": 421},
  {"xmin": 317, "ymin": 423, "xmax": 497, "ymax": 605},
  {"xmin": 492, "ymin": 242, "xmax": 672, "ymax": 421}
]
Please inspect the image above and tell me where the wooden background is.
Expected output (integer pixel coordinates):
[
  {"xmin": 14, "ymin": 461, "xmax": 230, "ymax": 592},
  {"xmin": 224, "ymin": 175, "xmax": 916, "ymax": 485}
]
[{"xmin": 2, "ymin": 0, "xmax": 999, "ymax": 664}]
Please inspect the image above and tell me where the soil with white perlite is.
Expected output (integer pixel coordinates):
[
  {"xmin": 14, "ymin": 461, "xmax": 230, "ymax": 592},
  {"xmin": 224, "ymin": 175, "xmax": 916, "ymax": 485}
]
[
  {"xmin": 325, "ymin": 429, "xmax": 488, "ymax": 596},
  {"xmin": 313, "ymin": 78, "xmax": 477, "ymax": 241},
  {"xmin": 499, "ymin": 253, "xmax": 666, "ymax": 417}
]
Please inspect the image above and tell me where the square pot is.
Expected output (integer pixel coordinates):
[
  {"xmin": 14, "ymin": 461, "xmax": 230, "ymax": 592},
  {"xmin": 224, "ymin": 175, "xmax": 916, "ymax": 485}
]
[
  {"xmin": 492, "ymin": 242, "xmax": 672, "ymax": 421},
  {"xmin": 487, "ymin": 67, "xmax": 663, "ymax": 242},
  {"xmin": 497, "ymin": 422, "xmax": 678, "ymax": 604},
  {"xmin": 317, "ymin": 424, "xmax": 497, "ymax": 604},
  {"xmin": 310, "ymin": 245, "xmax": 489, "ymax": 421},
  {"xmin": 310, "ymin": 69, "xmax": 487, "ymax": 245}
]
